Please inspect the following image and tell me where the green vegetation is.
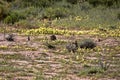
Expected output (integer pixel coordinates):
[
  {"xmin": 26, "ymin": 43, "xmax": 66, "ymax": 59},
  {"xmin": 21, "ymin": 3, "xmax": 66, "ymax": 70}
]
[
  {"xmin": 42, "ymin": 7, "xmax": 69, "ymax": 19},
  {"xmin": 0, "ymin": 54, "xmax": 26, "ymax": 60},
  {"xmin": 0, "ymin": 0, "xmax": 9, "ymax": 20},
  {"xmin": 79, "ymin": 39, "xmax": 96, "ymax": 49},
  {"xmin": 78, "ymin": 67, "xmax": 104, "ymax": 76},
  {"xmin": 4, "ymin": 11, "xmax": 26, "ymax": 24},
  {"xmin": 0, "ymin": 0, "xmax": 119, "ymax": 29},
  {"xmin": 0, "ymin": 0, "xmax": 119, "ymax": 80},
  {"xmin": 99, "ymin": 60, "xmax": 110, "ymax": 71},
  {"xmin": 0, "ymin": 65, "xmax": 22, "ymax": 73},
  {"xmin": 35, "ymin": 72, "xmax": 44, "ymax": 80},
  {"xmin": 0, "ymin": 45, "xmax": 37, "ymax": 51},
  {"xmin": 21, "ymin": 27, "xmax": 120, "ymax": 37},
  {"xmin": 117, "ymin": 13, "xmax": 120, "ymax": 20}
]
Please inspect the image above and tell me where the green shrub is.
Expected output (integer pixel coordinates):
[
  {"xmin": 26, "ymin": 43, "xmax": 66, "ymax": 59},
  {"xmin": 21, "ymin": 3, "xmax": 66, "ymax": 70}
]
[
  {"xmin": 13, "ymin": 0, "xmax": 53, "ymax": 8},
  {"xmin": 99, "ymin": 60, "xmax": 110, "ymax": 71},
  {"xmin": 88, "ymin": 0, "xmax": 102, "ymax": 7},
  {"xmin": 66, "ymin": 0, "xmax": 78, "ymax": 4},
  {"xmin": 117, "ymin": 13, "xmax": 120, "ymax": 20},
  {"xmin": 78, "ymin": 67, "xmax": 104, "ymax": 76},
  {"xmin": 53, "ymin": 1, "xmax": 72, "ymax": 8},
  {"xmin": 4, "ymin": 0, "xmax": 14, "ymax": 2},
  {"xmin": 15, "ymin": 20, "xmax": 38, "ymax": 29},
  {"xmin": 4, "ymin": 11, "xmax": 25, "ymax": 24},
  {"xmin": 35, "ymin": 72, "xmax": 44, "ymax": 80},
  {"xmin": 0, "ymin": 1, "xmax": 9, "ymax": 20},
  {"xmin": 88, "ymin": 0, "xmax": 120, "ymax": 7},
  {"xmin": 10, "ymin": 7, "xmax": 42, "ymax": 18},
  {"xmin": 109, "ymin": 25, "xmax": 117, "ymax": 29},
  {"xmin": 42, "ymin": 7, "xmax": 70, "ymax": 19},
  {"xmin": 79, "ymin": 39, "xmax": 96, "ymax": 49}
]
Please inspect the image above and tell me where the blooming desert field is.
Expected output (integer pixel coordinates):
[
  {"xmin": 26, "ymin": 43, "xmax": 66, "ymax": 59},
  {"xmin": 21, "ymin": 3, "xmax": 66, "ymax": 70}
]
[
  {"xmin": 0, "ymin": 26, "xmax": 120, "ymax": 80},
  {"xmin": 0, "ymin": 0, "xmax": 120, "ymax": 80}
]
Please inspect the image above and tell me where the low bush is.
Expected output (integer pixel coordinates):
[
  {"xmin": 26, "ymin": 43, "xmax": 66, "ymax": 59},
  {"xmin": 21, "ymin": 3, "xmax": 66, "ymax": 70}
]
[
  {"xmin": 4, "ymin": 0, "xmax": 14, "ymax": 2},
  {"xmin": 12, "ymin": 0, "xmax": 53, "ymax": 8},
  {"xmin": 14, "ymin": 20, "xmax": 38, "ymax": 29},
  {"xmin": 117, "ymin": 13, "xmax": 120, "ymax": 20},
  {"xmin": 78, "ymin": 67, "xmax": 104, "ymax": 76},
  {"xmin": 0, "ymin": 1, "xmax": 9, "ymax": 20},
  {"xmin": 79, "ymin": 39, "xmax": 96, "ymax": 49},
  {"xmin": 88, "ymin": 0, "xmax": 120, "ymax": 7},
  {"xmin": 66, "ymin": 0, "xmax": 78, "ymax": 4},
  {"xmin": 42, "ymin": 7, "xmax": 70, "ymax": 20},
  {"xmin": 53, "ymin": 1, "xmax": 72, "ymax": 8},
  {"xmin": 99, "ymin": 60, "xmax": 110, "ymax": 71},
  {"xmin": 109, "ymin": 25, "xmax": 117, "ymax": 29},
  {"xmin": 4, "ymin": 11, "xmax": 25, "ymax": 24}
]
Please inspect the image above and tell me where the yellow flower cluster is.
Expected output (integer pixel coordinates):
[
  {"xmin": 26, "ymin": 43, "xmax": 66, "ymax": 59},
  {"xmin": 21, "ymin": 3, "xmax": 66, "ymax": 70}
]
[
  {"xmin": 75, "ymin": 16, "xmax": 82, "ymax": 21},
  {"xmin": 21, "ymin": 27, "xmax": 120, "ymax": 37},
  {"xmin": 0, "ymin": 45, "xmax": 8, "ymax": 50}
]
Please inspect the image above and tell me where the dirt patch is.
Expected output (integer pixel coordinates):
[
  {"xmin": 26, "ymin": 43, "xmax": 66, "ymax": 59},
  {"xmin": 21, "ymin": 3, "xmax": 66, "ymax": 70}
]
[
  {"xmin": 97, "ymin": 38, "xmax": 120, "ymax": 46},
  {"xmin": 0, "ymin": 33, "xmax": 120, "ymax": 80}
]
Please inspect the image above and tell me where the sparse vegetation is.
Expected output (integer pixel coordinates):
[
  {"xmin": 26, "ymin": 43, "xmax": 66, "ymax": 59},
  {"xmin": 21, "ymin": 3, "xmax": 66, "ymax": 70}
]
[
  {"xmin": 0, "ymin": 0, "xmax": 9, "ymax": 20},
  {"xmin": 4, "ymin": 11, "xmax": 26, "ymax": 24},
  {"xmin": 42, "ymin": 7, "xmax": 70, "ymax": 20},
  {"xmin": 78, "ymin": 67, "xmax": 104, "ymax": 76},
  {"xmin": 99, "ymin": 60, "xmax": 110, "ymax": 71},
  {"xmin": 45, "ymin": 42, "xmax": 56, "ymax": 49},
  {"xmin": 117, "ymin": 13, "xmax": 120, "ymax": 20},
  {"xmin": 0, "ymin": 0, "xmax": 119, "ymax": 80},
  {"xmin": 0, "ymin": 54, "xmax": 26, "ymax": 60},
  {"xmin": 35, "ymin": 72, "xmax": 45, "ymax": 80},
  {"xmin": 79, "ymin": 39, "xmax": 96, "ymax": 49}
]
